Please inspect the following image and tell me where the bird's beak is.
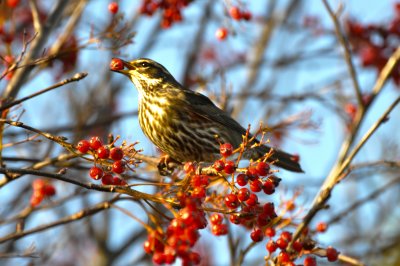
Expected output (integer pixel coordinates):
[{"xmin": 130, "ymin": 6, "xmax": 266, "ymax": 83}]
[{"xmin": 110, "ymin": 58, "xmax": 135, "ymax": 76}]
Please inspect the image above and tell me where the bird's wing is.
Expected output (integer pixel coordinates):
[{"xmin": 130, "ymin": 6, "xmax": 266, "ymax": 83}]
[
  {"xmin": 182, "ymin": 89, "xmax": 248, "ymax": 135},
  {"xmin": 178, "ymin": 89, "xmax": 304, "ymax": 172}
]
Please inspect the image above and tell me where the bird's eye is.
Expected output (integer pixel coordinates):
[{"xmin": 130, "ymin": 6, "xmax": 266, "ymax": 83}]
[{"xmin": 140, "ymin": 62, "xmax": 150, "ymax": 68}]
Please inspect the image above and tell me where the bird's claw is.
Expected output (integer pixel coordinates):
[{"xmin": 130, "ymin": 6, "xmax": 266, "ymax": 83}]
[{"xmin": 157, "ymin": 155, "xmax": 178, "ymax": 176}]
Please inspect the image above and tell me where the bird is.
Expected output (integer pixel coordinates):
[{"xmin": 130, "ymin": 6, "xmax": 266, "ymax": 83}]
[{"xmin": 110, "ymin": 58, "xmax": 303, "ymax": 173}]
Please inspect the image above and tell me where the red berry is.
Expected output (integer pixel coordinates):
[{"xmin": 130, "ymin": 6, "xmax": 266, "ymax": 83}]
[
  {"xmin": 77, "ymin": 140, "xmax": 90, "ymax": 153},
  {"xmin": 278, "ymin": 251, "xmax": 291, "ymax": 263},
  {"xmin": 213, "ymin": 159, "xmax": 225, "ymax": 172},
  {"xmin": 326, "ymin": 246, "xmax": 339, "ymax": 262},
  {"xmin": 304, "ymin": 256, "xmax": 317, "ymax": 266},
  {"xmin": 345, "ymin": 103, "xmax": 357, "ymax": 120},
  {"xmin": 236, "ymin": 174, "xmax": 248, "ymax": 186},
  {"xmin": 229, "ymin": 214, "xmax": 241, "ymax": 224},
  {"xmin": 286, "ymin": 200, "xmax": 296, "ymax": 211},
  {"xmin": 256, "ymin": 213, "xmax": 270, "ymax": 227},
  {"xmin": 242, "ymin": 11, "xmax": 252, "ymax": 21},
  {"xmin": 110, "ymin": 147, "xmax": 124, "ymax": 160},
  {"xmin": 276, "ymin": 238, "xmax": 288, "ymax": 250},
  {"xmin": 256, "ymin": 161, "xmax": 270, "ymax": 176},
  {"xmin": 112, "ymin": 160, "xmax": 125, "ymax": 174},
  {"xmin": 113, "ymin": 177, "xmax": 127, "ymax": 185},
  {"xmin": 212, "ymin": 223, "xmax": 228, "ymax": 235},
  {"xmin": 247, "ymin": 167, "xmax": 258, "ymax": 178},
  {"xmin": 316, "ymin": 221, "xmax": 327, "ymax": 233},
  {"xmin": 265, "ymin": 227, "xmax": 276, "ymax": 237},
  {"xmin": 191, "ymin": 175, "xmax": 202, "ymax": 187},
  {"xmin": 190, "ymin": 175, "xmax": 209, "ymax": 187},
  {"xmin": 152, "ymin": 252, "xmax": 165, "ymax": 264},
  {"xmin": 268, "ymin": 175, "xmax": 281, "ymax": 187},
  {"xmin": 143, "ymin": 240, "xmax": 152, "ymax": 253},
  {"xmin": 43, "ymin": 184, "xmax": 56, "ymax": 196},
  {"xmin": 89, "ymin": 136, "xmax": 103, "ymax": 150},
  {"xmin": 293, "ymin": 241, "xmax": 303, "ymax": 252},
  {"xmin": 97, "ymin": 146, "xmax": 110, "ymax": 159},
  {"xmin": 245, "ymin": 193, "xmax": 258, "ymax": 206},
  {"xmin": 102, "ymin": 174, "xmax": 114, "ymax": 185},
  {"xmin": 89, "ymin": 166, "xmax": 104, "ymax": 180},
  {"xmin": 249, "ymin": 179, "xmax": 262, "ymax": 192},
  {"xmin": 220, "ymin": 143, "xmax": 233, "ymax": 157},
  {"xmin": 215, "ymin": 27, "xmax": 228, "ymax": 40},
  {"xmin": 266, "ymin": 240, "xmax": 277, "ymax": 253},
  {"xmin": 360, "ymin": 45, "xmax": 380, "ymax": 67},
  {"xmin": 250, "ymin": 228, "xmax": 263, "ymax": 242},
  {"xmin": 280, "ymin": 231, "xmax": 292, "ymax": 242},
  {"xmin": 263, "ymin": 202, "xmax": 276, "ymax": 217},
  {"xmin": 192, "ymin": 186, "xmax": 206, "ymax": 198},
  {"xmin": 237, "ymin": 187, "xmax": 250, "ymax": 201},
  {"xmin": 184, "ymin": 162, "xmax": 196, "ymax": 173},
  {"xmin": 200, "ymin": 175, "xmax": 210, "ymax": 186},
  {"xmin": 224, "ymin": 193, "xmax": 239, "ymax": 209},
  {"xmin": 6, "ymin": 0, "xmax": 20, "ymax": 8},
  {"xmin": 163, "ymin": 246, "xmax": 176, "ymax": 264},
  {"xmin": 147, "ymin": 231, "xmax": 164, "ymax": 252},
  {"xmin": 262, "ymin": 180, "xmax": 275, "ymax": 195},
  {"xmin": 229, "ymin": 6, "xmax": 242, "ymax": 20},
  {"xmin": 108, "ymin": 2, "xmax": 119, "ymax": 14},
  {"xmin": 110, "ymin": 58, "xmax": 124, "ymax": 70},
  {"xmin": 224, "ymin": 160, "xmax": 236, "ymax": 174},
  {"xmin": 210, "ymin": 213, "xmax": 224, "ymax": 225},
  {"xmin": 32, "ymin": 179, "xmax": 46, "ymax": 191},
  {"xmin": 189, "ymin": 252, "xmax": 201, "ymax": 265}
]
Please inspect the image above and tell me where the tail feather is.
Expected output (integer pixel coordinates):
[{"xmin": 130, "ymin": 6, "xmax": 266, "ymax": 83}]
[{"xmin": 252, "ymin": 145, "xmax": 304, "ymax": 173}]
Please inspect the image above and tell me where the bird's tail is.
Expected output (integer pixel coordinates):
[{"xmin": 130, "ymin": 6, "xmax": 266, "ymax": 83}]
[{"xmin": 250, "ymin": 145, "xmax": 304, "ymax": 173}]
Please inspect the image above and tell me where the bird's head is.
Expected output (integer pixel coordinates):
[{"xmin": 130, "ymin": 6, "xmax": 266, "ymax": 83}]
[{"xmin": 110, "ymin": 58, "xmax": 178, "ymax": 96}]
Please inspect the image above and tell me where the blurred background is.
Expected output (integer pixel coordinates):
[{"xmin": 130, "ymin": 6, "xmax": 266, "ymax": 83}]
[{"xmin": 0, "ymin": 0, "xmax": 399, "ymax": 265}]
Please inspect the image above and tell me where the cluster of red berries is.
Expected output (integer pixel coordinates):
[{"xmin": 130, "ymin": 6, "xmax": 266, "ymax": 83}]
[
  {"xmin": 215, "ymin": 5, "xmax": 252, "ymax": 41},
  {"xmin": 144, "ymin": 196, "xmax": 206, "ymax": 265},
  {"xmin": 266, "ymin": 229, "xmax": 307, "ymax": 264},
  {"xmin": 212, "ymin": 143, "xmax": 281, "ymax": 228},
  {"xmin": 139, "ymin": 0, "xmax": 191, "ymax": 28},
  {"xmin": 265, "ymin": 228, "xmax": 339, "ymax": 265},
  {"xmin": 30, "ymin": 179, "xmax": 56, "ymax": 207},
  {"xmin": 0, "ymin": 1, "xmax": 77, "ymax": 81},
  {"xmin": 345, "ymin": 2, "xmax": 400, "ymax": 86},
  {"xmin": 76, "ymin": 136, "xmax": 127, "ymax": 186},
  {"xmin": 228, "ymin": 6, "xmax": 252, "ymax": 21},
  {"xmin": 209, "ymin": 213, "xmax": 228, "ymax": 236}
]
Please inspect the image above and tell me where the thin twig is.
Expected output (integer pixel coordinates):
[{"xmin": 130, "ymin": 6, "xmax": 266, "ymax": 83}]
[
  {"xmin": 321, "ymin": 0, "xmax": 363, "ymax": 108},
  {"xmin": 337, "ymin": 97, "xmax": 400, "ymax": 175},
  {"xmin": 0, "ymin": 196, "xmax": 120, "ymax": 244},
  {"xmin": 291, "ymin": 96, "xmax": 400, "ymax": 244},
  {"xmin": 0, "ymin": 72, "xmax": 88, "ymax": 111},
  {"xmin": 372, "ymin": 46, "xmax": 400, "ymax": 95},
  {"xmin": 327, "ymin": 175, "xmax": 400, "ymax": 225},
  {"xmin": 312, "ymin": 247, "xmax": 365, "ymax": 266},
  {"xmin": 0, "ymin": 167, "xmax": 178, "ymax": 207},
  {"xmin": 3, "ymin": 1, "xmax": 70, "ymax": 100}
]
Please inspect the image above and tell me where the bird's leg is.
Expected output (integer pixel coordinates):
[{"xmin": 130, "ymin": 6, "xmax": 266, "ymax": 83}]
[
  {"xmin": 157, "ymin": 155, "xmax": 180, "ymax": 176},
  {"xmin": 195, "ymin": 162, "xmax": 202, "ymax": 175}
]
